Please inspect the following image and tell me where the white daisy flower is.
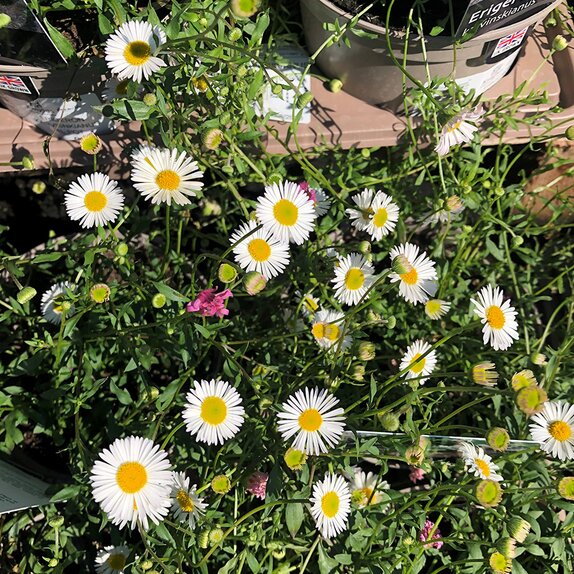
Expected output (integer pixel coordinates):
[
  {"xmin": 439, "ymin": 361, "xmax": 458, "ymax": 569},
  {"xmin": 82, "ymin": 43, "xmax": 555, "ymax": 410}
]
[
  {"xmin": 399, "ymin": 339, "xmax": 438, "ymax": 385},
  {"xmin": 349, "ymin": 467, "xmax": 389, "ymax": 508},
  {"xmin": 471, "ymin": 285, "xmax": 519, "ymax": 351},
  {"xmin": 364, "ymin": 191, "xmax": 400, "ymax": 241},
  {"xmin": 311, "ymin": 309, "xmax": 351, "ymax": 352},
  {"xmin": 130, "ymin": 143, "xmax": 156, "ymax": 163},
  {"xmin": 101, "ymin": 77, "xmax": 130, "ymax": 101},
  {"xmin": 256, "ymin": 180, "xmax": 316, "ymax": 244},
  {"xmin": 425, "ymin": 299, "xmax": 451, "ymax": 320},
  {"xmin": 105, "ymin": 20, "xmax": 166, "ymax": 83},
  {"xmin": 277, "ymin": 387, "xmax": 345, "ymax": 455},
  {"xmin": 389, "ymin": 243, "xmax": 438, "ymax": 305},
  {"xmin": 230, "ymin": 220, "xmax": 290, "ymax": 279},
  {"xmin": 529, "ymin": 401, "xmax": 574, "ymax": 461},
  {"xmin": 435, "ymin": 107, "xmax": 484, "ymax": 156},
  {"xmin": 310, "ymin": 473, "xmax": 351, "ymax": 539},
  {"xmin": 346, "ymin": 188, "xmax": 374, "ymax": 231},
  {"xmin": 296, "ymin": 291, "xmax": 320, "ymax": 318},
  {"xmin": 299, "ymin": 182, "xmax": 331, "ymax": 216},
  {"xmin": 131, "ymin": 148, "xmax": 204, "ymax": 206},
  {"xmin": 95, "ymin": 545, "xmax": 130, "ymax": 574},
  {"xmin": 90, "ymin": 436, "xmax": 172, "ymax": 530},
  {"xmin": 41, "ymin": 282, "xmax": 75, "ymax": 324},
  {"xmin": 183, "ymin": 379, "xmax": 245, "ymax": 445},
  {"xmin": 170, "ymin": 471, "xmax": 207, "ymax": 529},
  {"xmin": 64, "ymin": 173, "xmax": 124, "ymax": 228},
  {"xmin": 458, "ymin": 441, "xmax": 503, "ymax": 482},
  {"xmin": 332, "ymin": 252, "xmax": 375, "ymax": 306}
]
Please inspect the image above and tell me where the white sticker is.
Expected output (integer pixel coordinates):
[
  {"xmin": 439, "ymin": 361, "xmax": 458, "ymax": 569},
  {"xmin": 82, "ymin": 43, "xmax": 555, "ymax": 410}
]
[
  {"xmin": 0, "ymin": 460, "xmax": 51, "ymax": 515},
  {"xmin": 491, "ymin": 26, "xmax": 529, "ymax": 57},
  {"xmin": 455, "ymin": 51, "xmax": 520, "ymax": 95},
  {"xmin": 0, "ymin": 93, "xmax": 115, "ymax": 140},
  {"xmin": 0, "ymin": 75, "xmax": 31, "ymax": 94},
  {"xmin": 258, "ymin": 46, "xmax": 312, "ymax": 124}
]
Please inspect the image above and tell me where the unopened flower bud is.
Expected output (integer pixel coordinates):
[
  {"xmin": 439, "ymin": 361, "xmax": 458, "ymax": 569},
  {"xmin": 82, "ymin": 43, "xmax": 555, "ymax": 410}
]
[
  {"xmin": 0, "ymin": 13, "xmax": 12, "ymax": 28},
  {"xmin": 198, "ymin": 528, "xmax": 210, "ymax": 548},
  {"xmin": 139, "ymin": 560, "xmax": 154, "ymax": 571},
  {"xmin": 228, "ymin": 27, "xmax": 242, "ymax": 41},
  {"xmin": 202, "ymin": 128, "xmax": 224, "ymax": 150},
  {"xmin": 48, "ymin": 516, "xmax": 64, "ymax": 529},
  {"xmin": 516, "ymin": 385, "xmax": 547, "ymax": 415},
  {"xmin": 244, "ymin": 271, "xmax": 266, "ymax": 295},
  {"xmin": 230, "ymin": 0, "xmax": 260, "ymax": 18},
  {"xmin": 218, "ymin": 263, "xmax": 237, "ymax": 283},
  {"xmin": 495, "ymin": 537, "xmax": 517, "ymax": 559},
  {"xmin": 284, "ymin": 447, "xmax": 307, "ymax": 470},
  {"xmin": 17, "ymin": 286, "xmax": 37, "ymax": 304},
  {"xmin": 507, "ymin": 517, "xmax": 531, "ymax": 543},
  {"xmin": 552, "ymin": 34, "xmax": 568, "ymax": 51},
  {"xmin": 531, "ymin": 353, "xmax": 547, "ymax": 366},
  {"xmin": 566, "ymin": 126, "xmax": 574, "ymax": 140},
  {"xmin": 352, "ymin": 364, "xmax": 365, "ymax": 381},
  {"xmin": 209, "ymin": 527, "xmax": 224, "ymax": 545},
  {"xmin": 391, "ymin": 254, "xmax": 414, "ymax": 275},
  {"xmin": 47, "ymin": 558, "xmax": 59, "ymax": 567},
  {"xmin": 211, "ymin": 474, "xmax": 231, "ymax": 494},
  {"xmin": 116, "ymin": 242, "xmax": 129, "ymax": 257},
  {"xmin": 386, "ymin": 316, "xmax": 396, "ymax": 329},
  {"xmin": 79, "ymin": 133, "xmax": 102, "ymax": 155},
  {"xmin": 143, "ymin": 92, "xmax": 157, "ymax": 106},
  {"xmin": 89, "ymin": 283, "xmax": 111, "ymax": 304},
  {"xmin": 32, "ymin": 181, "xmax": 46, "ymax": 194},
  {"xmin": 297, "ymin": 92, "xmax": 314, "ymax": 109},
  {"xmin": 358, "ymin": 341, "xmax": 376, "ymax": 361},
  {"xmin": 21, "ymin": 155, "xmax": 35, "ymax": 170},
  {"xmin": 152, "ymin": 293, "xmax": 167, "ymax": 309},
  {"xmin": 558, "ymin": 476, "xmax": 574, "ymax": 500},
  {"xmin": 486, "ymin": 427, "xmax": 510, "ymax": 452},
  {"xmin": 327, "ymin": 78, "xmax": 343, "ymax": 92},
  {"xmin": 358, "ymin": 240, "xmax": 371, "ymax": 254},
  {"xmin": 405, "ymin": 445, "xmax": 424, "ymax": 466},
  {"xmin": 511, "ymin": 235, "xmax": 524, "ymax": 247},
  {"xmin": 475, "ymin": 479, "xmax": 503, "ymax": 508},
  {"xmin": 202, "ymin": 199, "xmax": 222, "ymax": 216},
  {"xmin": 378, "ymin": 412, "xmax": 400, "ymax": 431}
]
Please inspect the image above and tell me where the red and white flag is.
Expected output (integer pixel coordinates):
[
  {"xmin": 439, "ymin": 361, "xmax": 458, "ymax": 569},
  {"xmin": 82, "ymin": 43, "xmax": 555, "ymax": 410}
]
[{"xmin": 0, "ymin": 75, "xmax": 32, "ymax": 94}]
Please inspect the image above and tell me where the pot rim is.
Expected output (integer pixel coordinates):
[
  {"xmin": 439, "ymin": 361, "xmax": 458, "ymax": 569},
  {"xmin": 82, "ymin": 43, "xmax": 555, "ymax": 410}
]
[{"xmin": 310, "ymin": 0, "xmax": 563, "ymax": 43}]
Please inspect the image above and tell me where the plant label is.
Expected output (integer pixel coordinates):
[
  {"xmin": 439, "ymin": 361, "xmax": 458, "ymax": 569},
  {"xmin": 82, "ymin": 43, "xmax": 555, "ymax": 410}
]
[{"xmin": 0, "ymin": 460, "xmax": 51, "ymax": 515}]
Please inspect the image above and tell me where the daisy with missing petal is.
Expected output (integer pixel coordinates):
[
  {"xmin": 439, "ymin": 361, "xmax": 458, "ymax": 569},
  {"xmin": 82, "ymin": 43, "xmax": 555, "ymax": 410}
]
[
  {"xmin": 332, "ymin": 253, "xmax": 375, "ymax": 306},
  {"xmin": 170, "ymin": 471, "xmax": 207, "ymax": 529},
  {"xmin": 435, "ymin": 107, "xmax": 484, "ymax": 156},
  {"xmin": 101, "ymin": 77, "xmax": 130, "ymax": 101},
  {"xmin": 256, "ymin": 180, "xmax": 316, "ymax": 244},
  {"xmin": 310, "ymin": 473, "xmax": 351, "ymax": 539},
  {"xmin": 95, "ymin": 545, "xmax": 130, "ymax": 574},
  {"xmin": 389, "ymin": 243, "xmax": 438, "ymax": 305},
  {"xmin": 349, "ymin": 467, "xmax": 389, "ymax": 508},
  {"xmin": 277, "ymin": 387, "xmax": 345, "ymax": 455},
  {"xmin": 105, "ymin": 21, "xmax": 166, "ymax": 83},
  {"xmin": 346, "ymin": 188, "xmax": 374, "ymax": 231},
  {"xmin": 471, "ymin": 285, "xmax": 519, "ymax": 351},
  {"xmin": 41, "ymin": 282, "xmax": 75, "ymax": 324},
  {"xmin": 529, "ymin": 401, "xmax": 574, "ymax": 461},
  {"xmin": 399, "ymin": 339, "xmax": 438, "ymax": 385},
  {"xmin": 131, "ymin": 148, "xmax": 204, "ymax": 206},
  {"xmin": 90, "ymin": 436, "xmax": 172, "ymax": 530},
  {"xmin": 458, "ymin": 441, "xmax": 503, "ymax": 481},
  {"xmin": 130, "ymin": 143, "xmax": 156, "ymax": 163},
  {"xmin": 183, "ymin": 379, "xmax": 245, "ymax": 445},
  {"xmin": 65, "ymin": 173, "xmax": 124, "ymax": 228},
  {"xmin": 425, "ymin": 299, "xmax": 451, "ymax": 320},
  {"xmin": 230, "ymin": 220, "xmax": 290, "ymax": 279},
  {"xmin": 364, "ymin": 191, "xmax": 400, "ymax": 241},
  {"xmin": 311, "ymin": 309, "xmax": 351, "ymax": 352}
]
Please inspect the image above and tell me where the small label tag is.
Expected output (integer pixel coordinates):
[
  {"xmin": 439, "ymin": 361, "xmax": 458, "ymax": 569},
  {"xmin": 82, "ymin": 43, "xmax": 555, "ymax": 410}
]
[
  {"xmin": 0, "ymin": 75, "xmax": 32, "ymax": 94},
  {"xmin": 0, "ymin": 460, "xmax": 51, "ymax": 514},
  {"xmin": 491, "ymin": 26, "xmax": 529, "ymax": 57},
  {"xmin": 258, "ymin": 46, "xmax": 312, "ymax": 125},
  {"xmin": 456, "ymin": 0, "xmax": 553, "ymax": 39}
]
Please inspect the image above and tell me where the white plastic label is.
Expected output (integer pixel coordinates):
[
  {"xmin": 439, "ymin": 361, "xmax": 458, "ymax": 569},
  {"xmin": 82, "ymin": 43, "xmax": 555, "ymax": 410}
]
[
  {"xmin": 0, "ymin": 75, "xmax": 31, "ymax": 94},
  {"xmin": 0, "ymin": 460, "xmax": 51, "ymax": 514},
  {"xmin": 258, "ymin": 46, "xmax": 312, "ymax": 124},
  {"xmin": 455, "ymin": 50, "xmax": 520, "ymax": 94}
]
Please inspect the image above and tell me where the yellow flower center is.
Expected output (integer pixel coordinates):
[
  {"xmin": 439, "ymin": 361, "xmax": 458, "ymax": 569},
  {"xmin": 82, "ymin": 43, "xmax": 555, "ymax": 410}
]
[
  {"xmin": 123, "ymin": 40, "xmax": 151, "ymax": 66},
  {"xmin": 549, "ymin": 420, "xmax": 572, "ymax": 442},
  {"xmin": 298, "ymin": 408, "xmax": 323, "ymax": 432},
  {"xmin": 248, "ymin": 238, "xmax": 271, "ymax": 262},
  {"xmin": 311, "ymin": 323, "xmax": 325, "ymax": 339},
  {"xmin": 447, "ymin": 120, "xmax": 462, "ymax": 134},
  {"xmin": 303, "ymin": 296, "xmax": 319, "ymax": 312},
  {"xmin": 200, "ymin": 396, "xmax": 227, "ymax": 425},
  {"xmin": 409, "ymin": 353, "xmax": 426, "ymax": 374},
  {"xmin": 361, "ymin": 487, "xmax": 374, "ymax": 503},
  {"xmin": 400, "ymin": 268, "xmax": 418, "ymax": 285},
  {"xmin": 426, "ymin": 300, "xmax": 441, "ymax": 316},
  {"xmin": 321, "ymin": 491, "xmax": 340, "ymax": 518},
  {"xmin": 324, "ymin": 324, "xmax": 340, "ymax": 341},
  {"xmin": 116, "ymin": 462, "xmax": 148, "ymax": 493},
  {"xmin": 486, "ymin": 305, "xmax": 505, "ymax": 329},
  {"xmin": 155, "ymin": 169, "xmax": 181, "ymax": 191},
  {"xmin": 373, "ymin": 208, "xmax": 388, "ymax": 228},
  {"xmin": 84, "ymin": 191, "xmax": 107, "ymax": 212},
  {"xmin": 345, "ymin": 268, "xmax": 365, "ymax": 290},
  {"xmin": 273, "ymin": 199, "xmax": 298, "ymax": 226},
  {"xmin": 475, "ymin": 458, "xmax": 491, "ymax": 477},
  {"xmin": 107, "ymin": 553, "xmax": 126, "ymax": 570},
  {"xmin": 176, "ymin": 489, "xmax": 195, "ymax": 512}
]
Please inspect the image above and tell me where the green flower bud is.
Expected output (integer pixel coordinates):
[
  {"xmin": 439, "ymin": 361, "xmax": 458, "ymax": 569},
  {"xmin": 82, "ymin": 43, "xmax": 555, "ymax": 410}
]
[
  {"xmin": 352, "ymin": 364, "xmax": 365, "ymax": 381},
  {"xmin": 378, "ymin": 412, "xmax": 400, "ymax": 431},
  {"xmin": 475, "ymin": 479, "xmax": 503, "ymax": 508},
  {"xmin": 272, "ymin": 547, "xmax": 286, "ymax": 560},
  {"xmin": 211, "ymin": 474, "xmax": 231, "ymax": 494},
  {"xmin": 143, "ymin": 92, "xmax": 157, "ymax": 106},
  {"xmin": 202, "ymin": 128, "xmax": 224, "ymax": 151},
  {"xmin": 361, "ymin": 147, "xmax": 371, "ymax": 158},
  {"xmin": 89, "ymin": 283, "xmax": 111, "ymax": 304},
  {"xmin": 386, "ymin": 316, "xmax": 396, "ymax": 329},
  {"xmin": 271, "ymin": 83, "xmax": 283, "ymax": 96},
  {"xmin": 405, "ymin": 445, "xmax": 424, "ymax": 466},
  {"xmin": 198, "ymin": 528, "xmax": 210, "ymax": 548},
  {"xmin": 21, "ymin": 155, "xmax": 35, "ymax": 170},
  {"xmin": 244, "ymin": 271, "xmax": 266, "ymax": 295},
  {"xmin": 47, "ymin": 558, "xmax": 59, "ymax": 567},
  {"xmin": 391, "ymin": 254, "xmax": 414, "ymax": 275},
  {"xmin": 358, "ymin": 240, "xmax": 371, "ymax": 254},
  {"xmin": 558, "ymin": 476, "xmax": 574, "ymax": 500},
  {"xmin": 32, "ymin": 181, "xmax": 46, "ymax": 194},
  {"xmin": 237, "ymin": 64, "xmax": 248, "ymax": 78},
  {"xmin": 152, "ymin": 293, "xmax": 167, "ymax": 308},
  {"xmin": 209, "ymin": 527, "xmax": 224, "ymax": 545},
  {"xmin": 48, "ymin": 516, "xmax": 64, "ymax": 529},
  {"xmin": 327, "ymin": 78, "xmax": 343, "ymax": 93},
  {"xmin": 511, "ymin": 235, "xmax": 524, "ymax": 247},
  {"xmin": 199, "ymin": 17, "xmax": 209, "ymax": 28},
  {"xmin": 565, "ymin": 126, "xmax": 574, "ymax": 140},
  {"xmin": 507, "ymin": 517, "xmax": 531, "ymax": 543},
  {"xmin": 552, "ymin": 34, "xmax": 568, "ymax": 51},
  {"xmin": 358, "ymin": 341, "xmax": 376, "ymax": 361},
  {"xmin": 495, "ymin": 537, "xmax": 516, "ymax": 559},
  {"xmin": 494, "ymin": 187, "xmax": 505, "ymax": 197},
  {"xmin": 228, "ymin": 27, "xmax": 242, "ymax": 42},
  {"xmin": 486, "ymin": 427, "xmax": 510, "ymax": 452},
  {"xmin": 0, "ymin": 13, "xmax": 12, "ymax": 28},
  {"xmin": 297, "ymin": 92, "xmax": 314, "ymax": 109},
  {"xmin": 116, "ymin": 242, "xmax": 129, "ymax": 257},
  {"xmin": 218, "ymin": 263, "xmax": 238, "ymax": 283},
  {"xmin": 284, "ymin": 447, "xmax": 307, "ymax": 470},
  {"xmin": 230, "ymin": 0, "xmax": 260, "ymax": 18},
  {"xmin": 17, "ymin": 286, "xmax": 37, "ymax": 304},
  {"xmin": 139, "ymin": 560, "xmax": 154, "ymax": 571}
]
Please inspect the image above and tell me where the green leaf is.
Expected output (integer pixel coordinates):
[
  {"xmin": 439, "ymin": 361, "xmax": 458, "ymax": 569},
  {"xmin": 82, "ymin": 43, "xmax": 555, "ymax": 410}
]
[
  {"xmin": 156, "ymin": 378, "xmax": 181, "ymax": 412},
  {"xmin": 318, "ymin": 543, "xmax": 338, "ymax": 574},
  {"xmin": 429, "ymin": 26, "xmax": 444, "ymax": 36},
  {"xmin": 285, "ymin": 503, "xmax": 304, "ymax": 538},
  {"xmin": 194, "ymin": 323, "xmax": 212, "ymax": 338},
  {"xmin": 110, "ymin": 379, "xmax": 132, "ymax": 405},
  {"xmin": 111, "ymin": 99, "xmax": 153, "ymax": 121},
  {"xmin": 50, "ymin": 484, "xmax": 81, "ymax": 503},
  {"xmin": 485, "ymin": 237, "xmax": 504, "ymax": 261},
  {"xmin": 33, "ymin": 251, "xmax": 65, "ymax": 264},
  {"xmin": 153, "ymin": 282, "xmax": 187, "ymax": 302},
  {"xmin": 43, "ymin": 19, "xmax": 75, "ymax": 59}
]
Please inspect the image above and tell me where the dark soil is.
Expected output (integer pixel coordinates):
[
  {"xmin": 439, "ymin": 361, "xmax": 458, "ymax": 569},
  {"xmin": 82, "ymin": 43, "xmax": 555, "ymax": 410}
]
[{"xmin": 330, "ymin": 0, "xmax": 469, "ymax": 34}]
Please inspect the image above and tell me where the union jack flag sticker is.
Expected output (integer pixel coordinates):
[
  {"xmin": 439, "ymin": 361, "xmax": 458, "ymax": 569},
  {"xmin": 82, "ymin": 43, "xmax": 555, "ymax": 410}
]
[
  {"xmin": 0, "ymin": 75, "xmax": 32, "ymax": 94},
  {"xmin": 492, "ymin": 27, "xmax": 528, "ymax": 58}
]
